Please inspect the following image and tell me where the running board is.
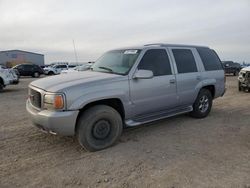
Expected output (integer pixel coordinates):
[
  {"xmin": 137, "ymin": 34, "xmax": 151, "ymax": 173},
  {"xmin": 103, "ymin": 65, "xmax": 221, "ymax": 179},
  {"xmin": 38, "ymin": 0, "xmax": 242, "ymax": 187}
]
[{"xmin": 125, "ymin": 106, "xmax": 193, "ymax": 127}]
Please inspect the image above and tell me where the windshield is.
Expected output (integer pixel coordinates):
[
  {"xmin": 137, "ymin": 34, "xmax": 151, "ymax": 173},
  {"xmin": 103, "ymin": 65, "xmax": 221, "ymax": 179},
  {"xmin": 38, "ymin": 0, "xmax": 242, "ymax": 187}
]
[{"xmin": 91, "ymin": 49, "xmax": 141, "ymax": 75}]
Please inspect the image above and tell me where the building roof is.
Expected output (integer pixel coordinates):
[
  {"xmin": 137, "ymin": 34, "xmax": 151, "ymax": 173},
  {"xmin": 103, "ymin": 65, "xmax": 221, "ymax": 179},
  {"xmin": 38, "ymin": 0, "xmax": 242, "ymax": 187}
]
[{"xmin": 0, "ymin": 49, "xmax": 44, "ymax": 56}]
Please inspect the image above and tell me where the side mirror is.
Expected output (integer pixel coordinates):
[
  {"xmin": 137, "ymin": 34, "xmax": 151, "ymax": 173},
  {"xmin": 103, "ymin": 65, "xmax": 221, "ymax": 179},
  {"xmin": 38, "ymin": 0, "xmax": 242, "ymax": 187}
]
[{"xmin": 133, "ymin": 69, "xmax": 153, "ymax": 79}]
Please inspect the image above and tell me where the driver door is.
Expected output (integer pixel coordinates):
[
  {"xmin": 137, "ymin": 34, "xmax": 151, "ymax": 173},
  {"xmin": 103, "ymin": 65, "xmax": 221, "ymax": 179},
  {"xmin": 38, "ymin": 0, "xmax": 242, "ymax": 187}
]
[{"xmin": 129, "ymin": 49, "xmax": 178, "ymax": 116}]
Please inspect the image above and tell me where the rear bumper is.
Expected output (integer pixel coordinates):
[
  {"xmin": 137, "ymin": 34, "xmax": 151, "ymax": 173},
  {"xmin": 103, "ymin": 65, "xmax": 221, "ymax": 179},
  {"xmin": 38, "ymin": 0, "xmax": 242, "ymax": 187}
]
[{"xmin": 26, "ymin": 100, "xmax": 79, "ymax": 136}]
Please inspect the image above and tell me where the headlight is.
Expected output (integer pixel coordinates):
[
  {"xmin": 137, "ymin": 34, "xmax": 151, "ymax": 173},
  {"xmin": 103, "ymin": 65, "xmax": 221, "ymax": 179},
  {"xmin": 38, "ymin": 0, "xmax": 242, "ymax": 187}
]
[{"xmin": 44, "ymin": 94, "xmax": 65, "ymax": 110}]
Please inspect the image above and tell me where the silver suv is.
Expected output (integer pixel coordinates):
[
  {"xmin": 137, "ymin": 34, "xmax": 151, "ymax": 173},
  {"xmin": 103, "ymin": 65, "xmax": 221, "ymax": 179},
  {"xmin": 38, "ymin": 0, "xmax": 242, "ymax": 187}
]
[{"xmin": 26, "ymin": 44, "xmax": 225, "ymax": 151}]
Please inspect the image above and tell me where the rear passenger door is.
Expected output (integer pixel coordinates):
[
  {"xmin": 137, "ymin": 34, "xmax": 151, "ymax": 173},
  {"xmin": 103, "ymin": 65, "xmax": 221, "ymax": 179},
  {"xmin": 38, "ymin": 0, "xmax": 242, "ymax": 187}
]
[
  {"xmin": 169, "ymin": 48, "xmax": 201, "ymax": 106},
  {"xmin": 23, "ymin": 65, "xmax": 33, "ymax": 76}
]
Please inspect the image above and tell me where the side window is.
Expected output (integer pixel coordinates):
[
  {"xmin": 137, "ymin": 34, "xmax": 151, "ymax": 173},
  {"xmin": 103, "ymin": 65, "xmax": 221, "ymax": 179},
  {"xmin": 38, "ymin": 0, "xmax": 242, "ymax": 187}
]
[
  {"xmin": 18, "ymin": 65, "xmax": 24, "ymax": 69},
  {"xmin": 138, "ymin": 49, "xmax": 172, "ymax": 76},
  {"xmin": 197, "ymin": 48, "xmax": 223, "ymax": 71},
  {"xmin": 60, "ymin": 65, "xmax": 67, "ymax": 68},
  {"xmin": 172, "ymin": 49, "xmax": 198, "ymax": 73},
  {"xmin": 25, "ymin": 65, "xmax": 33, "ymax": 71},
  {"xmin": 55, "ymin": 65, "xmax": 66, "ymax": 69}
]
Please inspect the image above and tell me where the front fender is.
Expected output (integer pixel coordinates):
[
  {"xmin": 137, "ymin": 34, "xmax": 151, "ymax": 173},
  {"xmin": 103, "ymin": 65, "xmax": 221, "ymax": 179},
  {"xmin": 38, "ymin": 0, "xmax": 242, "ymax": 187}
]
[{"xmin": 68, "ymin": 88, "xmax": 130, "ymax": 112}]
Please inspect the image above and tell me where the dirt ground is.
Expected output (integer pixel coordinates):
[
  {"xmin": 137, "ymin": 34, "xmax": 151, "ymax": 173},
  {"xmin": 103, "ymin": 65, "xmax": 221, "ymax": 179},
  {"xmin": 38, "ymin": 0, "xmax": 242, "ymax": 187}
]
[{"xmin": 0, "ymin": 76, "xmax": 249, "ymax": 188}]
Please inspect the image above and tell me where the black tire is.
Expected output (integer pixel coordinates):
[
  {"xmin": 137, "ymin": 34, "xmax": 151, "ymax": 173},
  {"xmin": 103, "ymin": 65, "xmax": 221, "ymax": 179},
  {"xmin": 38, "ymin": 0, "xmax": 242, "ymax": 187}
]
[
  {"xmin": 190, "ymin": 89, "xmax": 212, "ymax": 118},
  {"xmin": 48, "ymin": 71, "xmax": 54, "ymax": 75},
  {"xmin": 238, "ymin": 81, "xmax": 242, "ymax": 91},
  {"xmin": 76, "ymin": 105, "xmax": 123, "ymax": 151},
  {"xmin": 0, "ymin": 81, "xmax": 4, "ymax": 92},
  {"xmin": 234, "ymin": 71, "xmax": 239, "ymax": 76},
  {"xmin": 33, "ymin": 72, "xmax": 40, "ymax": 78}
]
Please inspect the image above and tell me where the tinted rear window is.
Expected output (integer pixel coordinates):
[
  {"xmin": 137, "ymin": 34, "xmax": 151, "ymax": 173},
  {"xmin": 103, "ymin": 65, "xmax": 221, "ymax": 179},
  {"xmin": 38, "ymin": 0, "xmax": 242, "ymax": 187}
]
[
  {"xmin": 197, "ymin": 48, "xmax": 223, "ymax": 71},
  {"xmin": 172, "ymin": 49, "xmax": 198, "ymax": 73}
]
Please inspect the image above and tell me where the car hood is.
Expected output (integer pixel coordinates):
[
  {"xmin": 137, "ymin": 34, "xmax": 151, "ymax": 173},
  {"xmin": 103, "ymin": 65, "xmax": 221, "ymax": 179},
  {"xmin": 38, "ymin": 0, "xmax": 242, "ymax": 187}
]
[
  {"xmin": 30, "ymin": 71, "xmax": 125, "ymax": 92},
  {"xmin": 43, "ymin": 67, "xmax": 53, "ymax": 70}
]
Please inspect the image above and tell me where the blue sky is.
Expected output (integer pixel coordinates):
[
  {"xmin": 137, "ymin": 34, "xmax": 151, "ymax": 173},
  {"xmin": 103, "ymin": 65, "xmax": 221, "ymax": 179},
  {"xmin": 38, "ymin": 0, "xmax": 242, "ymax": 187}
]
[{"xmin": 0, "ymin": 0, "xmax": 249, "ymax": 63}]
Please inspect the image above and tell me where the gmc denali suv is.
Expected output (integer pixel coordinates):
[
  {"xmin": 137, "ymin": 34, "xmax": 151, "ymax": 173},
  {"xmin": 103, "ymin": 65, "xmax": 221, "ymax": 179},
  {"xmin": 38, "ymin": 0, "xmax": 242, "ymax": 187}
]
[{"xmin": 26, "ymin": 43, "xmax": 226, "ymax": 151}]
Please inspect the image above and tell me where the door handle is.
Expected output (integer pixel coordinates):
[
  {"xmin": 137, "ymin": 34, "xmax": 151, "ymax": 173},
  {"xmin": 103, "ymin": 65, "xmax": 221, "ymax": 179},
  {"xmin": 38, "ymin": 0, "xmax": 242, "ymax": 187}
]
[
  {"xmin": 196, "ymin": 76, "xmax": 201, "ymax": 80},
  {"xmin": 169, "ymin": 79, "xmax": 176, "ymax": 84}
]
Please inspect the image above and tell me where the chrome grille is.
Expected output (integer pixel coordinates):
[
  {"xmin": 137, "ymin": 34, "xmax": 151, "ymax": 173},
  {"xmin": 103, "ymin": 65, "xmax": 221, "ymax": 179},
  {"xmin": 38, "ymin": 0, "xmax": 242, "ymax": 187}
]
[{"xmin": 29, "ymin": 88, "xmax": 41, "ymax": 108}]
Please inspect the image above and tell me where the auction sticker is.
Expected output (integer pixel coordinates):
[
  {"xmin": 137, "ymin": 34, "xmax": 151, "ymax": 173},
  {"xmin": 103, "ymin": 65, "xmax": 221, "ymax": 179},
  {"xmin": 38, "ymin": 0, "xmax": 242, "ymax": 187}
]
[{"xmin": 124, "ymin": 50, "xmax": 138, "ymax": 54}]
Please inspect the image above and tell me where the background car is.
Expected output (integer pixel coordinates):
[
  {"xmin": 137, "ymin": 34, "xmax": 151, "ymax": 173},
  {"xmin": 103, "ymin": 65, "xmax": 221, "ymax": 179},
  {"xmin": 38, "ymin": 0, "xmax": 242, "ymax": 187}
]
[
  {"xmin": 60, "ymin": 63, "xmax": 93, "ymax": 74},
  {"xmin": 0, "ymin": 66, "xmax": 19, "ymax": 91},
  {"xmin": 13, "ymin": 64, "xmax": 44, "ymax": 78},
  {"xmin": 222, "ymin": 61, "xmax": 241, "ymax": 76},
  {"xmin": 43, "ymin": 64, "xmax": 77, "ymax": 75},
  {"xmin": 238, "ymin": 66, "xmax": 250, "ymax": 92}
]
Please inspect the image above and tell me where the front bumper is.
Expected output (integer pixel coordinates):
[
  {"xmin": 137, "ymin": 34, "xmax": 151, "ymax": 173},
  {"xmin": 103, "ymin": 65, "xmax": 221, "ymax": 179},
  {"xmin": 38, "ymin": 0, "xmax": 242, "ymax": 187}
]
[{"xmin": 26, "ymin": 100, "xmax": 79, "ymax": 136}]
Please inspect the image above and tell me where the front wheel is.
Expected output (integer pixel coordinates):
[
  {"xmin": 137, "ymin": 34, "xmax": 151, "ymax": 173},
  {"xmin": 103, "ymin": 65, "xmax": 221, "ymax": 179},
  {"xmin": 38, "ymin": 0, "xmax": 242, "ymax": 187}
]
[
  {"xmin": 48, "ymin": 71, "xmax": 54, "ymax": 75},
  {"xmin": 76, "ymin": 105, "xmax": 123, "ymax": 151},
  {"xmin": 0, "ymin": 82, "xmax": 4, "ymax": 92},
  {"xmin": 190, "ymin": 89, "xmax": 212, "ymax": 118},
  {"xmin": 238, "ymin": 81, "xmax": 242, "ymax": 91}
]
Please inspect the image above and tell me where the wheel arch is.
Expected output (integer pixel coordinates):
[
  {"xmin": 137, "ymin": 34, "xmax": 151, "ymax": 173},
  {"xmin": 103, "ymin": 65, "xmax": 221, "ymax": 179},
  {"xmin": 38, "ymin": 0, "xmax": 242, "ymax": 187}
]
[
  {"xmin": 201, "ymin": 85, "xmax": 215, "ymax": 98},
  {"xmin": 75, "ymin": 98, "xmax": 125, "ymax": 132}
]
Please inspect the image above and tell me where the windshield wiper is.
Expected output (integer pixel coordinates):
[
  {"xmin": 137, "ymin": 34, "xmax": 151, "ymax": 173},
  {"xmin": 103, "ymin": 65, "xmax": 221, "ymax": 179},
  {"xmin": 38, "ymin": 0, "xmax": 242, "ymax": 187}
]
[{"xmin": 98, "ymin": 66, "xmax": 114, "ymax": 73}]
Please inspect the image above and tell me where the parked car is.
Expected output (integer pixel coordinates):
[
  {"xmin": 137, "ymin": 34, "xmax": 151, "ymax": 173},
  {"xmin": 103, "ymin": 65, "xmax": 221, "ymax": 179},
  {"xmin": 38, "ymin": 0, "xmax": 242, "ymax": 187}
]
[
  {"xmin": 222, "ymin": 61, "xmax": 241, "ymax": 76},
  {"xmin": 43, "ymin": 64, "xmax": 77, "ymax": 75},
  {"xmin": 60, "ymin": 63, "xmax": 93, "ymax": 74},
  {"xmin": 13, "ymin": 64, "xmax": 44, "ymax": 78},
  {"xmin": 238, "ymin": 66, "xmax": 250, "ymax": 92},
  {"xmin": 26, "ymin": 43, "xmax": 226, "ymax": 151},
  {"xmin": 0, "ymin": 66, "xmax": 19, "ymax": 91}
]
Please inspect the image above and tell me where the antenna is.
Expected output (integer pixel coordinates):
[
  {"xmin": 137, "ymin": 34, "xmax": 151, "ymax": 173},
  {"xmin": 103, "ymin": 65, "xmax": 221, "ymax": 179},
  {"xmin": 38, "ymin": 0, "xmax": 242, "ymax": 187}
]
[{"xmin": 72, "ymin": 39, "xmax": 78, "ymax": 64}]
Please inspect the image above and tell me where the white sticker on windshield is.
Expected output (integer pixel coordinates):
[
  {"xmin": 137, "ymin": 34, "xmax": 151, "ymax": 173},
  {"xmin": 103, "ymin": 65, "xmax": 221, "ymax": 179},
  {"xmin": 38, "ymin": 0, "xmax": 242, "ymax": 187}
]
[{"xmin": 124, "ymin": 50, "xmax": 138, "ymax": 54}]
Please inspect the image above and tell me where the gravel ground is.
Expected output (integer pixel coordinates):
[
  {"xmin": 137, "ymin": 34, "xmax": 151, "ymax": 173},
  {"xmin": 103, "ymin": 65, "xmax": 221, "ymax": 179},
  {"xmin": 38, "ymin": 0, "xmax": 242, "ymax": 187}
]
[{"xmin": 0, "ymin": 76, "xmax": 250, "ymax": 188}]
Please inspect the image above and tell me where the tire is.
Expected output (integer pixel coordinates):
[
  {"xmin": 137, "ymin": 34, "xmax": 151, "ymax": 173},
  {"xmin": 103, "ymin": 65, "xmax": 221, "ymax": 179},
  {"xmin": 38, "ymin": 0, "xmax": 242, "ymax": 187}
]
[
  {"xmin": 48, "ymin": 71, "xmax": 54, "ymax": 75},
  {"xmin": 234, "ymin": 71, "xmax": 239, "ymax": 76},
  {"xmin": 0, "ymin": 81, "xmax": 4, "ymax": 92},
  {"xmin": 190, "ymin": 89, "xmax": 212, "ymax": 118},
  {"xmin": 76, "ymin": 105, "xmax": 123, "ymax": 151},
  {"xmin": 33, "ymin": 72, "xmax": 40, "ymax": 78},
  {"xmin": 238, "ymin": 81, "xmax": 242, "ymax": 91}
]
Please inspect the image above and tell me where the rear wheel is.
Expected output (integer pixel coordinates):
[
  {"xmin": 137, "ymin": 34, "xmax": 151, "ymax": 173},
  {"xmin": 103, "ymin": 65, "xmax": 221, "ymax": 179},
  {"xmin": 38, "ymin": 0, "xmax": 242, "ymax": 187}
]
[
  {"xmin": 190, "ymin": 89, "xmax": 212, "ymax": 118},
  {"xmin": 48, "ymin": 71, "xmax": 54, "ymax": 75},
  {"xmin": 33, "ymin": 72, "xmax": 40, "ymax": 78},
  {"xmin": 234, "ymin": 71, "xmax": 239, "ymax": 76},
  {"xmin": 76, "ymin": 105, "xmax": 123, "ymax": 151}
]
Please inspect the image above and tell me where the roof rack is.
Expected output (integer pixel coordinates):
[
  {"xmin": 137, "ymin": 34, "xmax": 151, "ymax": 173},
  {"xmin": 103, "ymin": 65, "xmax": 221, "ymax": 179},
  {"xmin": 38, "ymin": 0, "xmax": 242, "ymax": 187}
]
[
  {"xmin": 144, "ymin": 43, "xmax": 164, "ymax": 46},
  {"xmin": 144, "ymin": 43, "xmax": 209, "ymax": 48}
]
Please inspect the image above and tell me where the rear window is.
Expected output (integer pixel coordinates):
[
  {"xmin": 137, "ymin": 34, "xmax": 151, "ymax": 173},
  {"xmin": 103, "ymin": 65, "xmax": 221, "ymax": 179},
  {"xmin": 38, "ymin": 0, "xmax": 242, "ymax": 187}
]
[{"xmin": 197, "ymin": 47, "xmax": 223, "ymax": 71}]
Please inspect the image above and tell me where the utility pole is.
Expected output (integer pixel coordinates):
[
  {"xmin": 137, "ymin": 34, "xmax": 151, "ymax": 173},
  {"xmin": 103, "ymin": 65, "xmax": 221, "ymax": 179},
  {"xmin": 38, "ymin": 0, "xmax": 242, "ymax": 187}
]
[{"xmin": 72, "ymin": 39, "xmax": 78, "ymax": 64}]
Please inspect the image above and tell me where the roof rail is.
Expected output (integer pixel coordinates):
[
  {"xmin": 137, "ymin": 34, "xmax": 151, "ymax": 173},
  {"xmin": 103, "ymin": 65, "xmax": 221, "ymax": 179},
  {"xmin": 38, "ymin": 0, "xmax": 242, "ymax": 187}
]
[{"xmin": 144, "ymin": 43, "xmax": 165, "ymax": 46}]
